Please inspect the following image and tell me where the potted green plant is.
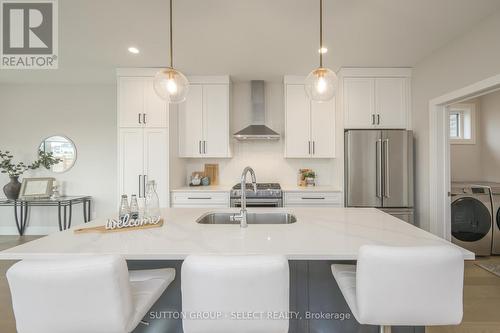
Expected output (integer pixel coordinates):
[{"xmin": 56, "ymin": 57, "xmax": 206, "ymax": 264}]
[
  {"xmin": 0, "ymin": 150, "xmax": 61, "ymax": 200},
  {"xmin": 302, "ymin": 170, "xmax": 316, "ymax": 187}
]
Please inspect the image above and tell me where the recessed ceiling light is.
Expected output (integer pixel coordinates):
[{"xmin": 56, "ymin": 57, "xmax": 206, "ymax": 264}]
[
  {"xmin": 318, "ymin": 47, "xmax": 328, "ymax": 54},
  {"xmin": 128, "ymin": 47, "xmax": 140, "ymax": 54}
]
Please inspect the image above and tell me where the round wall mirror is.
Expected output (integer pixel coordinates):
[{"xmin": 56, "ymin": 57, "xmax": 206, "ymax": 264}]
[{"xmin": 39, "ymin": 136, "xmax": 77, "ymax": 173}]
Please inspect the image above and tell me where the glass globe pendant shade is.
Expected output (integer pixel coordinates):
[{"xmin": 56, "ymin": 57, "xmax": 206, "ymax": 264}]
[
  {"xmin": 305, "ymin": 67, "xmax": 337, "ymax": 102},
  {"xmin": 153, "ymin": 68, "xmax": 189, "ymax": 103}
]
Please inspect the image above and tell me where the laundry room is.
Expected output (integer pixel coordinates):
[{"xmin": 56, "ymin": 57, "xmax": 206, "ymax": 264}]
[{"xmin": 450, "ymin": 89, "xmax": 500, "ymax": 257}]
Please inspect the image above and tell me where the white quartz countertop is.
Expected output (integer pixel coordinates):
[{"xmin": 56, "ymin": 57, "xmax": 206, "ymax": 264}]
[
  {"xmin": 171, "ymin": 185, "xmax": 342, "ymax": 192},
  {"xmin": 0, "ymin": 208, "xmax": 474, "ymax": 261},
  {"xmin": 170, "ymin": 185, "xmax": 232, "ymax": 192},
  {"xmin": 281, "ymin": 185, "xmax": 342, "ymax": 192}
]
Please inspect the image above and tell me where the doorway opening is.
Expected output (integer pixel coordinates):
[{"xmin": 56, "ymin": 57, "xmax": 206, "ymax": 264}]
[{"xmin": 429, "ymin": 74, "xmax": 500, "ymax": 240}]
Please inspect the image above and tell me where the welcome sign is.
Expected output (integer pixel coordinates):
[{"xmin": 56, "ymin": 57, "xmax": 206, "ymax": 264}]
[{"xmin": 0, "ymin": 0, "xmax": 58, "ymax": 69}]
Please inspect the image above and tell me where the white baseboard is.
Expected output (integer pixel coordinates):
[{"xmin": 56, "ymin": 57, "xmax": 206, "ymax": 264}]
[{"xmin": 0, "ymin": 226, "xmax": 60, "ymax": 235}]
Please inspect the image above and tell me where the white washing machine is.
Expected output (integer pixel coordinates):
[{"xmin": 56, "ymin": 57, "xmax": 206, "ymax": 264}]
[{"xmin": 451, "ymin": 183, "xmax": 493, "ymax": 256}]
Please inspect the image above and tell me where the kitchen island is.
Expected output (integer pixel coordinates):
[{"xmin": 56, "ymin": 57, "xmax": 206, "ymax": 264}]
[
  {"xmin": 0, "ymin": 207, "xmax": 473, "ymax": 260},
  {"xmin": 0, "ymin": 208, "xmax": 473, "ymax": 333}
]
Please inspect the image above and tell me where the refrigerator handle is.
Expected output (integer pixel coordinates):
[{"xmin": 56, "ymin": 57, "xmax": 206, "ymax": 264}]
[
  {"xmin": 376, "ymin": 139, "xmax": 382, "ymax": 198},
  {"xmin": 383, "ymin": 138, "xmax": 390, "ymax": 198}
]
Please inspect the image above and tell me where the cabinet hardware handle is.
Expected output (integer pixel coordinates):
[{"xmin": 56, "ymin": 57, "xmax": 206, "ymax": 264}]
[
  {"xmin": 312, "ymin": 141, "xmax": 315, "ymax": 155},
  {"xmin": 143, "ymin": 175, "xmax": 147, "ymax": 197},
  {"xmin": 301, "ymin": 197, "xmax": 325, "ymax": 200},
  {"xmin": 188, "ymin": 197, "xmax": 212, "ymax": 200},
  {"xmin": 199, "ymin": 141, "xmax": 202, "ymax": 154},
  {"xmin": 143, "ymin": 113, "xmax": 147, "ymax": 124},
  {"xmin": 203, "ymin": 141, "xmax": 207, "ymax": 154},
  {"xmin": 377, "ymin": 114, "xmax": 380, "ymax": 125},
  {"xmin": 138, "ymin": 113, "xmax": 142, "ymax": 124},
  {"xmin": 138, "ymin": 175, "xmax": 142, "ymax": 197},
  {"xmin": 372, "ymin": 114, "xmax": 375, "ymax": 125},
  {"xmin": 308, "ymin": 141, "xmax": 311, "ymax": 155}
]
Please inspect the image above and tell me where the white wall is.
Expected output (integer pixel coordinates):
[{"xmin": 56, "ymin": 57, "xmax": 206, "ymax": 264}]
[
  {"xmin": 450, "ymin": 92, "xmax": 500, "ymax": 183},
  {"xmin": 412, "ymin": 9, "xmax": 500, "ymax": 230},
  {"xmin": 0, "ymin": 84, "xmax": 116, "ymax": 234},
  {"xmin": 183, "ymin": 82, "xmax": 341, "ymax": 187},
  {"xmin": 479, "ymin": 90, "xmax": 500, "ymax": 182}
]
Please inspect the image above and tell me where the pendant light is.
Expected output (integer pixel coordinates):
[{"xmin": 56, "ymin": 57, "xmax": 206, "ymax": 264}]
[
  {"xmin": 154, "ymin": 0, "xmax": 189, "ymax": 103},
  {"xmin": 305, "ymin": 0, "xmax": 337, "ymax": 102}
]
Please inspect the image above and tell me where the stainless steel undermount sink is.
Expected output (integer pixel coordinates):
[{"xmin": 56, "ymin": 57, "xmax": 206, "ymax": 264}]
[{"xmin": 196, "ymin": 212, "xmax": 297, "ymax": 225}]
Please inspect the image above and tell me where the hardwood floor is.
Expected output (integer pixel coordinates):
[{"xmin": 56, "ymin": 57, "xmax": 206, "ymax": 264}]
[
  {"xmin": 0, "ymin": 236, "xmax": 499, "ymax": 333},
  {"xmin": 0, "ymin": 236, "xmax": 41, "ymax": 333},
  {"xmin": 427, "ymin": 256, "xmax": 500, "ymax": 333}
]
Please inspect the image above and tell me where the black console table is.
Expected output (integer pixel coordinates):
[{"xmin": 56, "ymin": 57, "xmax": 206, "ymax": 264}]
[{"xmin": 0, "ymin": 196, "xmax": 92, "ymax": 235}]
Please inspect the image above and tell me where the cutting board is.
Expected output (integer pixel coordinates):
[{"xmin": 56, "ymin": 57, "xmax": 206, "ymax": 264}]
[{"xmin": 204, "ymin": 164, "xmax": 219, "ymax": 185}]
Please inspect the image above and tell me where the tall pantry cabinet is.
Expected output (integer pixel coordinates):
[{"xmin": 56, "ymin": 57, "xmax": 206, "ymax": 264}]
[{"xmin": 117, "ymin": 69, "xmax": 169, "ymax": 207}]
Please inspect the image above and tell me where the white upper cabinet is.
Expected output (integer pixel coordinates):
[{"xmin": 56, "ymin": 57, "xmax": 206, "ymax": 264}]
[
  {"xmin": 178, "ymin": 76, "xmax": 231, "ymax": 158},
  {"xmin": 179, "ymin": 85, "xmax": 204, "ymax": 157},
  {"xmin": 341, "ymin": 68, "xmax": 411, "ymax": 129},
  {"xmin": 375, "ymin": 77, "xmax": 408, "ymax": 129},
  {"xmin": 118, "ymin": 77, "xmax": 168, "ymax": 128},
  {"xmin": 143, "ymin": 79, "xmax": 168, "ymax": 128},
  {"xmin": 343, "ymin": 77, "xmax": 375, "ymax": 128},
  {"xmin": 119, "ymin": 78, "xmax": 145, "ymax": 127},
  {"xmin": 203, "ymin": 84, "xmax": 230, "ymax": 157},
  {"xmin": 285, "ymin": 84, "xmax": 311, "ymax": 158},
  {"xmin": 311, "ymin": 98, "xmax": 336, "ymax": 158},
  {"xmin": 284, "ymin": 76, "xmax": 336, "ymax": 158}
]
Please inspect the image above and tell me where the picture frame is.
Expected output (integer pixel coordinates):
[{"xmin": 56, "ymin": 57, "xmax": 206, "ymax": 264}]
[{"xmin": 18, "ymin": 177, "xmax": 55, "ymax": 200}]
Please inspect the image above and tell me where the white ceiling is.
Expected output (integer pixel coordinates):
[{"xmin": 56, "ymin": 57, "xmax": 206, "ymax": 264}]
[{"xmin": 1, "ymin": 0, "xmax": 500, "ymax": 84}]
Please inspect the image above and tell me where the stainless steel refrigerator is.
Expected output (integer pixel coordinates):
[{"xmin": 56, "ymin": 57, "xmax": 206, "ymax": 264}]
[{"xmin": 345, "ymin": 130, "xmax": 414, "ymax": 224}]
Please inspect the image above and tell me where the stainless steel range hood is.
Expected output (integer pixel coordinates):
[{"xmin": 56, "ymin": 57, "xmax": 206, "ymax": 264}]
[{"xmin": 233, "ymin": 80, "xmax": 280, "ymax": 140}]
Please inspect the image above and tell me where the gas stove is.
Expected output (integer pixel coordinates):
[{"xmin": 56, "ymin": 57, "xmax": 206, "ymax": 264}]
[
  {"xmin": 230, "ymin": 183, "xmax": 282, "ymax": 198},
  {"xmin": 230, "ymin": 183, "xmax": 283, "ymax": 207}
]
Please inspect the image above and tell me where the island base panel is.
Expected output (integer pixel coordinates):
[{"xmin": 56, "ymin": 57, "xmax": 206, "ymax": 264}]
[{"xmin": 127, "ymin": 260, "xmax": 424, "ymax": 333}]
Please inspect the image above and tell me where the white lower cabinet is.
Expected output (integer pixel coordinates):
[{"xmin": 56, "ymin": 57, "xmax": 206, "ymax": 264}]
[
  {"xmin": 143, "ymin": 129, "xmax": 169, "ymax": 208},
  {"xmin": 284, "ymin": 191, "xmax": 342, "ymax": 207},
  {"xmin": 171, "ymin": 191, "xmax": 229, "ymax": 208},
  {"xmin": 118, "ymin": 128, "xmax": 169, "ymax": 207}
]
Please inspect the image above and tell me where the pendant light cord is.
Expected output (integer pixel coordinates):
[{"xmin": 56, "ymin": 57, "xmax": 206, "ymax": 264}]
[
  {"xmin": 319, "ymin": 0, "xmax": 323, "ymax": 68},
  {"xmin": 169, "ymin": 0, "xmax": 173, "ymax": 68}
]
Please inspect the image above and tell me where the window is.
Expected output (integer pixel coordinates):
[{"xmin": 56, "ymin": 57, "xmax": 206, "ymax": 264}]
[{"xmin": 448, "ymin": 103, "xmax": 476, "ymax": 144}]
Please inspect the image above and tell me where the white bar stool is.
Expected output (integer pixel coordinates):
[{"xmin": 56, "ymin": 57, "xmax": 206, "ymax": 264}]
[
  {"xmin": 7, "ymin": 255, "xmax": 175, "ymax": 333},
  {"xmin": 181, "ymin": 255, "xmax": 289, "ymax": 333},
  {"xmin": 331, "ymin": 245, "xmax": 464, "ymax": 333}
]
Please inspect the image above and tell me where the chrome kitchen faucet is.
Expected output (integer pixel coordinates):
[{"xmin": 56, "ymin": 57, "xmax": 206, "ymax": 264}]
[{"xmin": 231, "ymin": 166, "xmax": 257, "ymax": 228}]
